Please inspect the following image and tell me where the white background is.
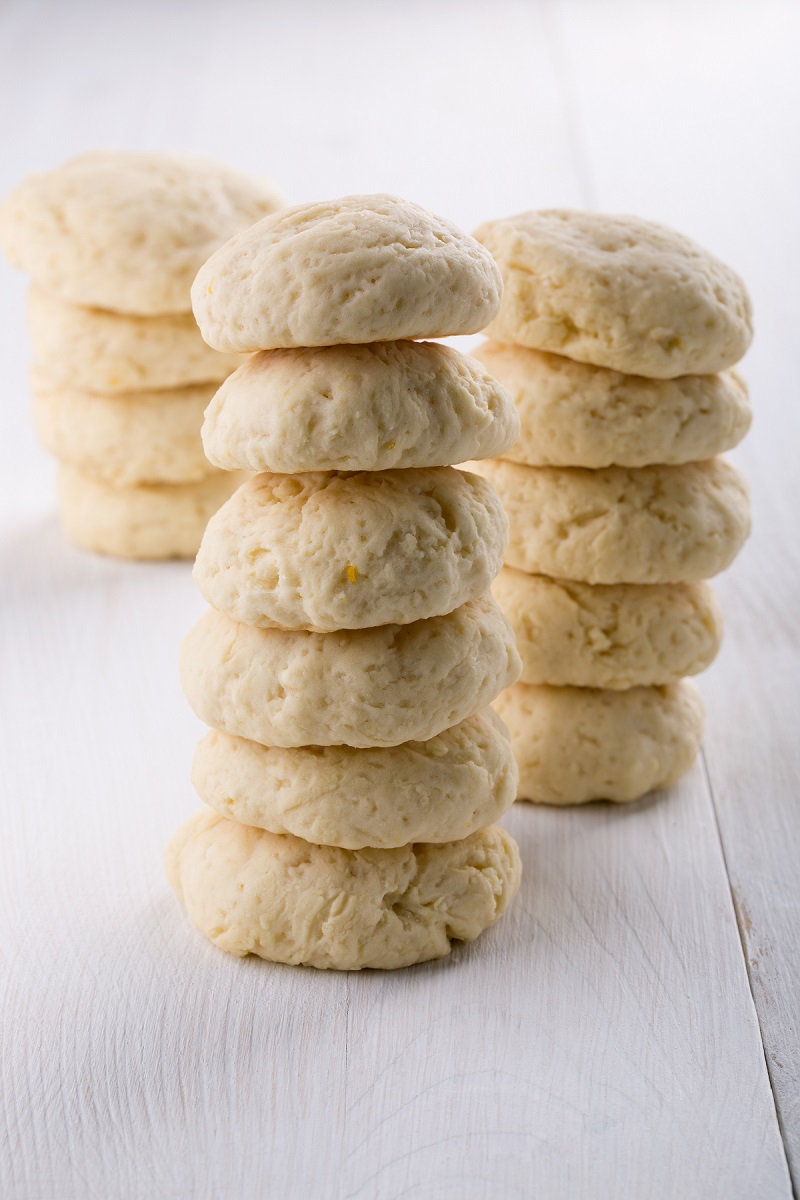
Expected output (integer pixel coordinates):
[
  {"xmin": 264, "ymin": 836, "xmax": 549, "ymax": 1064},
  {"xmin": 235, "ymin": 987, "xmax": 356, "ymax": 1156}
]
[{"xmin": 1, "ymin": 2, "xmax": 798, "ymax": 1198}]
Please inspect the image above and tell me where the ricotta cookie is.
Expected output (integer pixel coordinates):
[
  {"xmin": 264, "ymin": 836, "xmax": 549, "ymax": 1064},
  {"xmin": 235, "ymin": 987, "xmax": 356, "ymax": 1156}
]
[
  {"xmin": 467, "ymin": 457, "xmax": 750, "ymax": 584},
  {"xmin": 0, "ymin": 151, "xmax": 282, "ymax": 313},
  {"xmin": 27, "ymin": 287, "xmax": 242, "ymax": 392},
  {"xmin": 493, "ymin": 569, "xmax": 723, "ymax": 688},
  {"xmin": 166, "ymin": 809, "xmax": 522, "ymax": 970},
  {"xmin": 194, "ymin": 467, "xmax": 507, "ymax": 631},
  {"xmin": 180, "ymin": 597, "xmax": 521, "ymax": 748},
  {"xmin": 473, "ymin": 341, "xmax": 750, "ymax": 468},
  {"xmin": 192, "ymin": 708, "xmax": 517, "ymax": 849},
  {"xmin": 202, "ymin": 341, "xmax": 518, "ymax": 473},
  {"xmin": 58, "ymin": 467, "xmax": 244, "ymax": 560},
  {"xmin": 495, "ymin": 680, "xmax": 704, "ymax": 804},
  {"xmin": 33, "ymin": 371, "xmax": 219, "ymax": 486},
  {"xmin": 192, "ymin": 194, "xmax": 502, "ymax": 351},
  {"xmin": 474, "ymin": 210, "xmax": 752, "ymax": 377}
]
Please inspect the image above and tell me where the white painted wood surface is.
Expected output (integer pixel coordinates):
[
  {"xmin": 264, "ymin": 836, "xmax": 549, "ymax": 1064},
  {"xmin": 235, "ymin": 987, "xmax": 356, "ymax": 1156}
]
[{"xmin": 0, "ymin": 2, "xmax": 797, "ymax": 1197}]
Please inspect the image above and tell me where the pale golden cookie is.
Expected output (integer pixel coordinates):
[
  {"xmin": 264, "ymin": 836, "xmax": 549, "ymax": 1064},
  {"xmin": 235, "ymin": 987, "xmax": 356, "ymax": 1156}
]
[
  {"xmin": 192, "ymin": 194, "xmax": 502, "ymax": 351},
  {"xmin": 194, "ymin": 467, "xmax": 507, "ymax": 631},
  {"xmin": 58, "ymin": 467, "xmax": 244, "ymax": 560},
  {"xmin": 180, "ymin": 598, "xmax": 521, "ymax": 748},
  {"xmin": 202, "ymin": 341, "xmax": 518, "ymax": 473},
  {"xmin": 467, "ymin": 458, "xmax": 750, "ymax": 584},
  {"xmin": 473, "ymin": 341, "xmax": 750, "ymax": 468},
  {"xmin": 0, "ymin": 151, "xmax": 282, "ymax": 313},
  {"xmin": 27, "ymin": 287, "xmax": 242, "ymax": 392},
  {"xmin": 474, "ymin": 210, "xmax": 752, "ymax": 377},
  {"xmin": 166, "ymin": 809, "xmax": 521, "ymax": 970},
  {"xmin": 33, "ymin": 370, "xmax": 218, "ymax": 486},
  {"xmin": 192, "ymin": 709, "xmax": 516, "ymax": 849},
  {"xmin": 493, "ymin": 569, "xmax": 723, "ymax": 688},
  {"xmin": 495, "ymin": 680, "xmax": 704, "ymax": 804}
]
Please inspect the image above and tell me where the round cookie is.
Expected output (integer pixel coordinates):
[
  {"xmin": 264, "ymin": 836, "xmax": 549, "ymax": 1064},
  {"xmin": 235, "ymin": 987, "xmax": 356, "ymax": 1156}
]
[
  {"xmin": 474, "ymin": 210, "xmax": 752, "ymax": 377},
  {"xmin": 202, "ymin": 341, "xmax": 519, "ymax": 473},
  {"xmin": 192, "ymin": 709, "xmax": 517, "ymax": 849},
  {"xmin": 166, "ymin": 809, "xmax": 522, "ymax": 970},
  {"xmin": 33, "ymin": 370, "xmax": 219, "ymax": 486},
  {"xmin": 194, "ymin": 467, "xmax": 507, "ymax": 631},
  {"xmin": 493, "ymin": 568, "xmax": 723, "ymax": 689},
  {"xmin": 0, "ymin": 151, "xmax": 282, "ymax": 313},
  {"xmin": 27, "ymin": 287, "xmax": 242, "ymax": 393},
  {"xmin": 494, "ymin": 680, "xmax": 704, "ymax": 805},
  {"xmin": 466, "ymin": 457, "xmax": 750, "ymax": 584},
  {"xmin": 192, "ymin": 193, "xmax": 502, "ymax": 351},
  {"xmin": 473, "ymin": 341, "xmax": 751, "ymax": 468},
  {"xmin": 180, "ymin": 597, "xmax": 521, "ymax": 748},
  {"xmin": 58, "ymin": 467, "xmax": 245, "ymax": 560}
]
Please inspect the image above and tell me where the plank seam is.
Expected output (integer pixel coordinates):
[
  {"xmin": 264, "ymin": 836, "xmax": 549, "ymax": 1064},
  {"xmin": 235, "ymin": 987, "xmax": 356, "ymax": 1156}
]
[
  {"xmin": 701, "ymin": 747, "xmax": 797, "ymax": 1198},
  {"xmin": 539, "ymin": 0, "xmax": 598, "ymax": 209}
]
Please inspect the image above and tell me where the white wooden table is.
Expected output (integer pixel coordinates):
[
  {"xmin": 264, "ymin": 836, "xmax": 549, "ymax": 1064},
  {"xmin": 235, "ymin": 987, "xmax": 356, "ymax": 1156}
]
[{"xmin": 1, "ymin": 2, "xmax": 798, "ymax": 1196}]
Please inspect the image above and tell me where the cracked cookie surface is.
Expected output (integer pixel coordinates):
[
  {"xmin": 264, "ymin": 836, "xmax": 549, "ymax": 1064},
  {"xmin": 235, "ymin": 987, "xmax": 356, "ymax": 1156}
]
[
  {"xmin": 194, "ymin": 467, "xmax": 508, "ymax": 631},
  {"xmin": 166, "ymin": 809, "xmax": 522, "ymax": 970},
  {"xmin": 474, "ymin": 210, "xmax": 752, "ymax": 377},
  {"xmin": 192, "ymin": 194, "xmax": 502, "ymax": 351},
  {"xmin": 467, "ymin": 457, "xmax": 750, "ymax": 584}
]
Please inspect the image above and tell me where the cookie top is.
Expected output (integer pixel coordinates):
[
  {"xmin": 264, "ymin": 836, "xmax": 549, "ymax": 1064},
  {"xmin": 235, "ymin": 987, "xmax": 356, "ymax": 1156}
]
[
  {"xmin": 202, "ymin": 341, "xmax": 519, "ymax": 473},
  {"xmin": 192, "ymin": 194, "xmax": 502, "ymax": 351},
  {"xmin": 467, "ymin": 457, "xmax": 750, "ymax": 584},
  {"xmin": 192, "ymin": 708, "xmax": 516, "ymax": 849},
  {"xmin": 495, "ymin": 680, "xmax": 704, "ymax": 805},
  {"xmin": 0, "ymin": 151, "xmax": 282, "ymax": 313},
  {"xmin": 180, "ymin": 598, "xmax": 521, "ymax": 748},
  {"xmin": 493, "ymin": 568, "xmax": 722, "ymax": 689},
  {"xmin": 474, "ymin": 341, "xmax": 751, "ymax": 468},
  {"xmin": 194, "ymin": 467, "xmax": 507, "ymax": 631},
  {"xmin": 33, "ymin": 370, "xmax": 219, "ymax": 486},
  {"xmin": 474, "ymin": 210, "xmax": 752, "ymax": 377},
  {"xmin": 166, "ymin": 809, "xmax": 521, "ymax": 970},
  {"xmin": 27, "ymin": 287, "xmax": 242, "ymax": 393}
]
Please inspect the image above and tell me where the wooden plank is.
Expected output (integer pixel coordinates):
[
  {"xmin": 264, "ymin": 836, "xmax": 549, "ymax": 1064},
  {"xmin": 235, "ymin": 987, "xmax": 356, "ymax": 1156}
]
[
  {"xmin": 556, "ymin": 0, "xmax": 800, "ymax": 1181},
  {"xmin": 0, "ymin": 534, "xmax": 791, "ymax": 1197},
  {"xmin": 342, "ymin": 788, "xmax": 790, "ymax": 1199}
]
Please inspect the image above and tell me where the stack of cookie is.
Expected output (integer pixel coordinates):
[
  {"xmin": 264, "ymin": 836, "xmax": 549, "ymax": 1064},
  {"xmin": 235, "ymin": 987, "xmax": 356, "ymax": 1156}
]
[
  {"xmin": 467, "ymin": 210, "xmax": 752, "ymax": 805},
  {"xmin": 167, "ymin": 194, "xmax": 524, "ymax": 971},
  {"xmin": 0, "ymin": 151, "xmax": 282, "ymax": 558}
]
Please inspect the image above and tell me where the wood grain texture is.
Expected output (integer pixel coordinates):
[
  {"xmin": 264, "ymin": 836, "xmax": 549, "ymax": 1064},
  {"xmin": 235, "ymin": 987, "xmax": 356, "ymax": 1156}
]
[{"xmin": 0, "ymin": 1, "xmax": 796, "ymax": 1197}]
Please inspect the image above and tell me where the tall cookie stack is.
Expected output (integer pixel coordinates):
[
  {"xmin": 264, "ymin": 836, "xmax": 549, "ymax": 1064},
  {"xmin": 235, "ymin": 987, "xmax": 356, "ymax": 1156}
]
[
  {"xmin": 467, "ymin": 210, "xmax": 752, "ymax": 805},
  {"xmin": 166, "ymin": 195, "xmax": 524, "ymax": 970},
  {"xmin": 0, "ymin": 151, "xmax": 282, "ymax": 558}
]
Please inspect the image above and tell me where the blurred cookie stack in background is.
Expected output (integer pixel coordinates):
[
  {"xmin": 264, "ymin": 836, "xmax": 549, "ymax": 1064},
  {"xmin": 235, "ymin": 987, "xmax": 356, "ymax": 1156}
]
[
  {"xmin": 168, "ymin": 194, "xmax": 524, "ymax": 971},
  {"xmin": 468, "ymin": 210, "xmax": 752, "ymax": 806},
  {"xmin": 0, "ymin": 151, "xmax": 282, "ymax": 558}
]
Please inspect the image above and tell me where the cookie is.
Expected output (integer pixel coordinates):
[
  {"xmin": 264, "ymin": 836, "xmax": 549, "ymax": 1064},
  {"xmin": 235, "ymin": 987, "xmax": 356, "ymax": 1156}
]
[
  {"xmin": 202, "ymin": 341, "xmax": 518, "ymax": 473},
  {"xmin": 495, "ymin": 680, "xmax": 704, "ymax": 804},
  {"xmin": 180, "ymin": 597, "xmax": 521, "ymax": 748},
  {"xmin": 58, "ymin": 467, "xmax": 245, "ymax": 560},
  {"xmin": 493, "ymin": 568, "xmax": 722, "ymax": 688},
  {"xmin": 0, "ymin": 151, "xmax": 281, "ymax": 313},
  {"xmin": 194, "ymin": 467, "xmax": 507, "ymax": 631},
  {"xmin": 467, "ymin": 457, "xmax": 750, "ymax": 584},
  {"xmin": 33, "ymin": 370, "xmax": 218, "ymax": 486},
  {"xmin": 474, "ymin": 210, "xmax": 752, "ymax": 377},
  {"xmin": 166, "ymin": 809, "xmax": 521, "ymax": 970},
  {"xmin": 27, "ymin": 287, "xmax": 242, "ymax": 393},
  {"xmin": 473, "ymin": 341, "xmax": 751, "ymax": 468},
  {"xmin": 192, "ymin": 708, "xmax": 516, "ymax": 849},
  {"xmin": 192, "ymin": 194, "xmax": 502, "ymax": 351}
]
